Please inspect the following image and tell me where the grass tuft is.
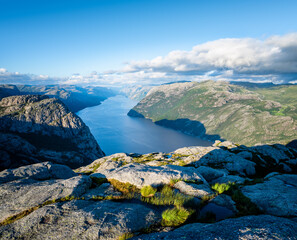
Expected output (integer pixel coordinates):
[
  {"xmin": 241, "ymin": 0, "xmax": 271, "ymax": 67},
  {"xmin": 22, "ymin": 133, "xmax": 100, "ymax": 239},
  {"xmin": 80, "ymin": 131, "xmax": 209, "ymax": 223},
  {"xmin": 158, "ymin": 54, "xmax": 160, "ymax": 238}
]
[
  {"xmin": 140, "ymin": 185, "xmax": 157, "ymax": 197},
  {"xmin": 141, "ymin": 185, "xmax": 193, "ymax": 207},
  {"xmin": 211, "ymin": 182, "xmax": 235, "ymax": 194},
  {"xmin": 161, "ymin": 207, "xmax": 190, "ymax": 226}
]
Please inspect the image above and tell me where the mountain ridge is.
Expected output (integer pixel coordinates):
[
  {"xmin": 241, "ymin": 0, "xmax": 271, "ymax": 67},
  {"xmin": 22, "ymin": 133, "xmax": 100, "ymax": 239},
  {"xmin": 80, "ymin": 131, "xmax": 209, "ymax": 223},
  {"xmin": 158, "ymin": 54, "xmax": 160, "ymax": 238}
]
[{"xmin": 128, "ymin": 80, "xmax": 297, "ymax": 146}]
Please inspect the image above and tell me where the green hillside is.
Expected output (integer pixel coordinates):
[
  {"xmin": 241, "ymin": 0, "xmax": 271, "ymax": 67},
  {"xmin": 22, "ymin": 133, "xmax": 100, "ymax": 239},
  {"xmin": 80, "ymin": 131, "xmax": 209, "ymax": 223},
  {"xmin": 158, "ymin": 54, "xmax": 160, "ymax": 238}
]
[{"xmin": 128, "ymin": 81, "xmax": 297, "ymax": 146}]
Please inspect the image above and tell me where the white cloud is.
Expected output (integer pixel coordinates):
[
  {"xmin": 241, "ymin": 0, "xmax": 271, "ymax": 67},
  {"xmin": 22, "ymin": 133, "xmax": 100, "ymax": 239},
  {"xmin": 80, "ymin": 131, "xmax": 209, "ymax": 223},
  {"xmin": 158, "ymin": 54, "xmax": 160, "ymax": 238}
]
[
  {"xmin": 1, "ymin": 33, "xmax": 297, "ymax": 86},
  {"xmin": 118, "ymin": 33, "xmax": 297, "ymax": 84}
]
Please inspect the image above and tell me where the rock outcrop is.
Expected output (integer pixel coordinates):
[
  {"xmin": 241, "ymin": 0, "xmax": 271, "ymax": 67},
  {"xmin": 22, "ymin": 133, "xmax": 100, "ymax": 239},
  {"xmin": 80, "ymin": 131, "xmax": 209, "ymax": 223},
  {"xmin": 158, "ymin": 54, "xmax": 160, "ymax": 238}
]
[
  {"xmin": 1, "ymin": 141, "xmax": 297, "ymax": 239},
  {"xmin": 132, "ymin": 215, "xmax": 297, "ymax": 240},
  {"xmin": 0, "ymin": 95, "xmax": 104, "ymax": 169}
]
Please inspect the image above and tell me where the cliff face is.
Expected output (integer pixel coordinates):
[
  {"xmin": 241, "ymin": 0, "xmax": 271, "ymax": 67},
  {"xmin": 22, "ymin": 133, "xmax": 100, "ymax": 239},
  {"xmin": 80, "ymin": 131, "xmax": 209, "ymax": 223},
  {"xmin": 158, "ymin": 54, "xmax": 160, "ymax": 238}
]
[
  {"xmin": 0, "ymin": 95, "xmax": 104, "ymax": 170},
  {"xmin": 128, "ymin": 81, "xmax": 297, "ymax": 146}
]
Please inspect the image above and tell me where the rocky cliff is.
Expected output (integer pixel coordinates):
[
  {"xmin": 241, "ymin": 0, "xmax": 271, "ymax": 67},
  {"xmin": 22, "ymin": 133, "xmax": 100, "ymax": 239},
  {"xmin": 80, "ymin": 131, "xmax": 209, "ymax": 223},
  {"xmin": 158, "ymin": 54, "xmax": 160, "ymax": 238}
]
[
  {"xmin": 0, "ymin": 84, "xmax": 115, "ymax": 112},
  {"xmin": 128, "ymin": 81, "xmax": 297, "ymax": 146},
  {"xmin": 0, "ymin": 141, "xmax": 296, "ymax": 239},
  {"xmin": 0, "ymin": 95, "xmax": 104, "ymax": 170}
]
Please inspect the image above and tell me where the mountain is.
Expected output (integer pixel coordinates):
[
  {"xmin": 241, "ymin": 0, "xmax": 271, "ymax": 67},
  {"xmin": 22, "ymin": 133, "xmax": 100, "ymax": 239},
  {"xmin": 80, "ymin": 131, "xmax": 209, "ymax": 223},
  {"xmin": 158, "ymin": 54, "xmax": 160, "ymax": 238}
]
[
  {"xmin": 0, "ymin": 140, "xmax": 296, "ymax": 239},
  {"xmin": 0, "ymin": 84, "xmax": 116, "ymax": 112},
  {"xmin": 0, "ymin": 95, "xmax": 104, "ymax": 170},
  {"xmin": 128, "ymin": 80, "xmax": 297, "ymax": 146},
  {"xmin": 120, "ymin": 85, "xmax": 153, "ymax": 101}
]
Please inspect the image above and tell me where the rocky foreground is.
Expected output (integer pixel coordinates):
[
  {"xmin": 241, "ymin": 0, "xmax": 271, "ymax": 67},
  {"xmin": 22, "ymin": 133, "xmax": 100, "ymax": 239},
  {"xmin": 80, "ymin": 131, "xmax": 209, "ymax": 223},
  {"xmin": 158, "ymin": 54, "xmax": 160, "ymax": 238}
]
[{"xmin": 0, "ymin": 141, "xmax": 297, "ymax": 239}]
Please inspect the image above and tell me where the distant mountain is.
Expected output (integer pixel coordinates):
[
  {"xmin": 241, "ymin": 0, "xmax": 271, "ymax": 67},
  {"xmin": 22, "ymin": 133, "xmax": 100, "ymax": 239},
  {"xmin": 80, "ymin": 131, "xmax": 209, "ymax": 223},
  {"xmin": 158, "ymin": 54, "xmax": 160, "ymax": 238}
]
[
  {"xmin": 120, "ymin": 85, "xmax": 153, "ymax": 101},
  {"xmin": 128, "ymin": 80, "xmax": 297, "ymax": 146},
  {"xmin": 0, "ymin": 95, "xmax": 105, "ymax": 170},
  {"xmin": 0, "ymin": 84, "xmax": 116, "ymax": 112}
]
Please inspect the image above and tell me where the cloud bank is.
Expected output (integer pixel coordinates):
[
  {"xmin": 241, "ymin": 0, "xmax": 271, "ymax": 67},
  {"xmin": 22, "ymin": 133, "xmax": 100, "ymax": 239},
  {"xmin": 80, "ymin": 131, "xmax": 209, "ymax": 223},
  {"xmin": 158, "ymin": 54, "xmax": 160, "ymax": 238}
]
[
  {"xmin": 119, "ymin": 33, "xmax": 297, "ymax": 84},
  {"xmin": 1, "ymin": 33, "xmax": 297, "ymax": 86}
]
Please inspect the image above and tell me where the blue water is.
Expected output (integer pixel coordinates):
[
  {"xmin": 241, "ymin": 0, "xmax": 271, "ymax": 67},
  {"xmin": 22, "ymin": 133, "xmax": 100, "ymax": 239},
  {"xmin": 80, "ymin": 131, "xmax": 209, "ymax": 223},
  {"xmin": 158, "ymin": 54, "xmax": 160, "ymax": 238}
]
[{"xmin": 77, "ymin": 95, "xmax": 213, "ymax": 155}]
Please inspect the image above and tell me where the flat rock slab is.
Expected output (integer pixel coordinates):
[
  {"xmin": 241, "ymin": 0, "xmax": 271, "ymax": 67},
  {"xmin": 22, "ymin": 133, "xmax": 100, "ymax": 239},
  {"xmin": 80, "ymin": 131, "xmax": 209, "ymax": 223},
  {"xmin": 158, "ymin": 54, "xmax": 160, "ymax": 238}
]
[
  {"xmin": 241, "ymin": 174, "xmax": 297, "ymax": 217},
  {"xmin": 132, "ymin": 215, "xmax": 297, "ymax": 240},
  {"xmin": 0, "ymin": 162, "xmax": 76, "ymax": 184},
  {"xmin": 196, "ymin": 166, "xmax": 227, "ymax": 183},
  {"xmin": 82, "ymin": 183, "xmax": 122, "ymax": 200},
  {"xmin": 174, "ymin": 181, "xmax": 214, "ymax": 198},
  {"xmin": 0, "ymin": 175, "xmax": 91, "ymax": 222},
  {"xmin": 93, "ymin": 163, "xmax": 207, "ymax": 188},
  {"xmin": 0, "ymin": 200, "xmax": 161, "ymax": 240}
]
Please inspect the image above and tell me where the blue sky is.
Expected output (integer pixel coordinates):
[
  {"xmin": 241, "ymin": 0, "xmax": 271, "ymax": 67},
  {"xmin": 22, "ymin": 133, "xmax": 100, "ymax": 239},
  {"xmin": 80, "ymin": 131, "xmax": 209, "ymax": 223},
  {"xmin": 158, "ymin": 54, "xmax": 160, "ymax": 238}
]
[{"xmin": 0, "ymin": 0, "xmax": 297, "ymax": 85}]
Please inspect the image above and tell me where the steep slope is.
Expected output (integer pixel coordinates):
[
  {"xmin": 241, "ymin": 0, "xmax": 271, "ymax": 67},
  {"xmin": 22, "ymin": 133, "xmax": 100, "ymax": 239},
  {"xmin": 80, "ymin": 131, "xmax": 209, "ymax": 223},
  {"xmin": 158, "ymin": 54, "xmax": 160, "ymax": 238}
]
[
  {"xmin": 128, "ymin": 81, "xmax": 297, "ymax": 146},
  {"xmin": 0, "ymin": 84, "xmax": 116, "ymax": 112},
  {"xmin": 0, "ymin": 95, "xmax": 104, "ymax": 170}
]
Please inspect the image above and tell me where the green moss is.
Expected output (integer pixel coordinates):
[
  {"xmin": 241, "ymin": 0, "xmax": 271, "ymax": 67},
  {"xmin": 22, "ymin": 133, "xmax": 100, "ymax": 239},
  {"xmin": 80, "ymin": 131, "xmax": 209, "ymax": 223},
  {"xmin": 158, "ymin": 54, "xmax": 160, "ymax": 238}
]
[
  {"xmin": 108, "ymin": 179, "xmax": 139, "ymax": 195},
  {"xmin": 0, "ymin": 195, "xmax": 79, "ymax": 226},
  {"xmin": 117, "ymin": 232, "xmax": 134, "ymax": 240},
  {"xmin": 231, "ymin": 189, "xmax": 262, "ymax": 216},
  {"xmin": 90, "ymin": 176, "xmax": 108, "ymax": 186},
  {"xmin": 91, "ymin": 162, "xmax": 102, "ymax": 172}
]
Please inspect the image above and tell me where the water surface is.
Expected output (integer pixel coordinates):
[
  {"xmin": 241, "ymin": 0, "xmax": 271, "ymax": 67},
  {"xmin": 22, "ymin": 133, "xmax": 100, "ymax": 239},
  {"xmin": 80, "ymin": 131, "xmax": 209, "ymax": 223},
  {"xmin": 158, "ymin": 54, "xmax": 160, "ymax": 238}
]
[{"xmin": 77, "ymin": 95, "xmax": 212, "ymax": 155}]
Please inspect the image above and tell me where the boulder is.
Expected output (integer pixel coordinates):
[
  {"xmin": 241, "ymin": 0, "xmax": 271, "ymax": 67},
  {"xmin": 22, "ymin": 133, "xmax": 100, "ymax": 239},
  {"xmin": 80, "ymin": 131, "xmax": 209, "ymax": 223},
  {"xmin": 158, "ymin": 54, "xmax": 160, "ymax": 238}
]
[
  {"xmin": 0, "ymin": 162, "xmax": 76, "ymax": 184},
  {"xmin": 196, "ymin": 166, "xmax": 227, "ymax": 182},
  {"xmin": 82, "ymin": 183, "xmax": 122, "ymax": 200},
  {"xmin": 174, "ymin": 181, "xmax": 214, "ymax": 198},
  {"xmin": 132, "ymin": 215, "xmax": 297, "ymax": 239},
  {"xmin": 210, "ymin": 175, "xmax": 246, "ymax": 185},
  {"xmin": 241, "ymin": 174, "xmax": 297, "ymax": 217},
  {"xmin": 0, "ymin": 175, "xmax": 91, "ymax": 222},
  {"xmin": 93, "ymin": 163, "xmax": 207, "ymax": 188},
  {"xmin": 0, "ymin": 200, "xmax": 161, "ymax": 240}
]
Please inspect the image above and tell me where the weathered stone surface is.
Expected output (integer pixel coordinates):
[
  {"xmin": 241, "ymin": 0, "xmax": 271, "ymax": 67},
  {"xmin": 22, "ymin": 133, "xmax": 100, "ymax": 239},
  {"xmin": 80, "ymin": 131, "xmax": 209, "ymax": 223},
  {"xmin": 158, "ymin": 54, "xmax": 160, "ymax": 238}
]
[
  {"xmin": 82, "ymin": 183, "xmax": 122, "ymax": 200},
  {"xmin": 0, "ymin": 200, "xmax": 161, "ymax": 240},
  {"xmin": 93, "ymin": 163, "xmax": 207, "ymax": 188},
  {"xmin": 172, "ymin": 146, "xmax": 256, "ymax": 176},
  {"xmin": 210, "ymin": 175, "xmax": 247, "ymax": 184},
  {"xmin": 174, "ymin": 181, "xmax": 213, "ymax": 198},
  {"xmin": 196, "ymin": 166, "xmax": 227, "ymax": 182},
  {"xmin": 241, "ymin": 174, "xmax": 297, "ymax": 217},
  {"xmin": 132, "ymin": 215, "xmax": 297, "ymax": 240},
  {"xmin": 200, "ymin": 203, "xmax": 235, "ymax": 221},
  {"xmin": 0, "ymin": 175, "xmax": 91, "ymax": 222},
  {"xmin": 194, "ymin": 148, "xmax": 256, "ymax": 176},
  {"xmin": 250, "ymin": 144, "xmax": 291, "ymax": 164},
  {"xmin": 211, "ymin": 194, "xmax": 237, "ymax": 212},
  {"xmin": 0, "ymin": 162, "xmax": 76, "ymax": 184}
]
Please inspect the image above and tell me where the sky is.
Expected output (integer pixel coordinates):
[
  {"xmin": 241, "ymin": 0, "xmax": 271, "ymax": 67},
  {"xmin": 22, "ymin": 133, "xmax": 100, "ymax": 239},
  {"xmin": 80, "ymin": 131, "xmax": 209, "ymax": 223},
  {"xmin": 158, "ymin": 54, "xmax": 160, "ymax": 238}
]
[{"xmin": 1, "ymin": 0, "xmax": 297, "ymax": 86}]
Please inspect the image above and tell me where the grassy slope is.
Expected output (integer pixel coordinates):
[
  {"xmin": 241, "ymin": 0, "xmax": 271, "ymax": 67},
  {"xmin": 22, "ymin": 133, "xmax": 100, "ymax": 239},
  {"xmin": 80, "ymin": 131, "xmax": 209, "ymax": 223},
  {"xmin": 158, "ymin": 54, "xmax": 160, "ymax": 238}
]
[{"xmin": 131, "ymin": 81, "xmax": 297, "ymax": 146}]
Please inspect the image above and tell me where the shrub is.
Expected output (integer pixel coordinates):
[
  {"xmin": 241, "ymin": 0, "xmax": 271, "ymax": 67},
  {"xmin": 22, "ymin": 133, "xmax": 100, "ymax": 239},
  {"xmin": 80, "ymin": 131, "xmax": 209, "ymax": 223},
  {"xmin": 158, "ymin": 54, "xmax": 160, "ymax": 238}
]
[
  {"xmin": 162, "ymin": 207, "xmax": 190, "ymax": 226},
  {"xmin": 212, "ymin": 182, "xmax": 235, "ymax": 194},
  {"xmin": 141, "ymin": 185, "xmax": 157, "ymax": 197}
]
